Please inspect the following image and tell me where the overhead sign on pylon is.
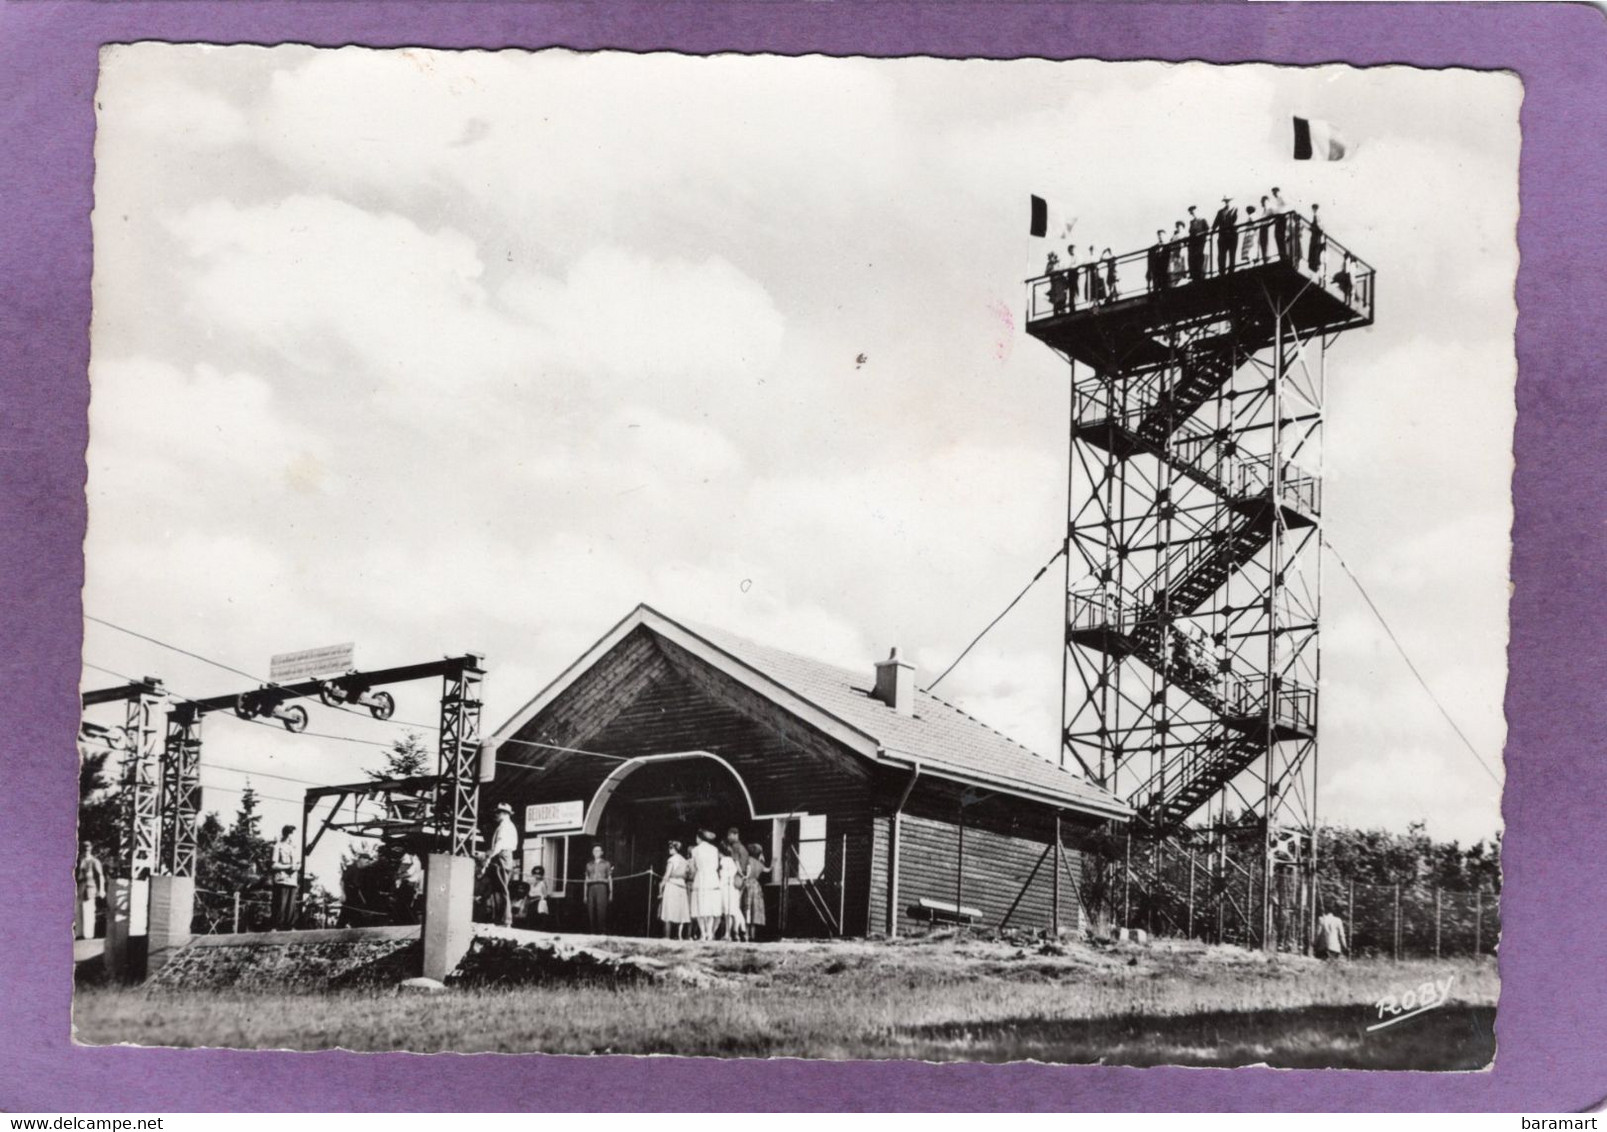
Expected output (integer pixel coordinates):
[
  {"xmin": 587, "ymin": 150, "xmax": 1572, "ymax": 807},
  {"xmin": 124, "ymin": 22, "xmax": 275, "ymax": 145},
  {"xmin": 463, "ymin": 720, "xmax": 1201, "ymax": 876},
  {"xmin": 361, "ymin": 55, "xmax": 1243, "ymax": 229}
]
[{"xmin": 269, "ymin": 642, "xmax": 355, "ymax": 683}]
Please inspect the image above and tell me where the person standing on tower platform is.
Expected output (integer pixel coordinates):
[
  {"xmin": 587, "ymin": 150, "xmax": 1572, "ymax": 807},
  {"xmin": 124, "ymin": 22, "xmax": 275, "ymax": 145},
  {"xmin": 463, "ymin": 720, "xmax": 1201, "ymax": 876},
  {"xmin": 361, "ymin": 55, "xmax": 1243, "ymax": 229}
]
[
  {"xmin": 1334, "ymin": 252, "xmax": 1354, "ymax": 303},
  {"xmin": 1101, "ymin": 247, "xmax": 1117, "ymax": 301},
  {"xmin": 1086, "ymin": 245, "xmax": 1104, "ymax": 303},
  {"xmin": 1239, "ymin": 204, "xmax": 1259, "ymax": 263},
  {"xmin": 1045, "ymin": 250, "xmax": 1066, "ymax": 314},
  {"xmin": 479, "ymin": 802, "xmax": 518, "ymax": 928},
  {"xmin": 1147, "ymin": 229, "xmax": 1170, "ymax": 294},
  {"xmin": 1269, "ymin": 187, "xmax": 1290, "ymax": 260},
  {"xmin": 1213, "ymin": 196, "xmax": 1238, "ymax": 275},
  {"xmin": 1308, "ymin": 202, "xmax": 1326, "ymax": 274},
  {"xmin": 270, "ymin": 825, "xmax": 300, "ymax": 930},
  {"xmin": 1257, "ymin": 195, "xmax": 1271, "ymax": 262},
  {"xmin": 75, "ymin": 841, "xmax": 104, "ymax": 940},
  {"xmin": 1187, "ymin": 205, "xmax": 1209, "ymax": 281}
]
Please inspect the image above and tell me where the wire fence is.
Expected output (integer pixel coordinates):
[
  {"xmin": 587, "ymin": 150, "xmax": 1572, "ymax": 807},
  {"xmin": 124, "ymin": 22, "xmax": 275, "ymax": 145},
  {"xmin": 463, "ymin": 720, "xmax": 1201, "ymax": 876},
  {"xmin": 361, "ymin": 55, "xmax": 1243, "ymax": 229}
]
[
  {"xmin": 193, "ymin": 886, "xmax": 348, "ymax": 934},
  {"xmin": 1314, "ymin": 874, "xmax": 1498, "ymax": 960},
  {"xmin": 1114, "ymin": 843, "xmax": 1499, "ymax": 958}
]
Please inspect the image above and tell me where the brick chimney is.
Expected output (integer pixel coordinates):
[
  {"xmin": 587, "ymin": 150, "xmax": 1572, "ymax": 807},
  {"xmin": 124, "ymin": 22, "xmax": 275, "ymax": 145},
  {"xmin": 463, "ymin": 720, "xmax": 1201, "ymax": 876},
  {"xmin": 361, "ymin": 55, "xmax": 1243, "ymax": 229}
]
[{"xmin": 873, "ymin": 647, "xmax": 916, "ymax": 715}]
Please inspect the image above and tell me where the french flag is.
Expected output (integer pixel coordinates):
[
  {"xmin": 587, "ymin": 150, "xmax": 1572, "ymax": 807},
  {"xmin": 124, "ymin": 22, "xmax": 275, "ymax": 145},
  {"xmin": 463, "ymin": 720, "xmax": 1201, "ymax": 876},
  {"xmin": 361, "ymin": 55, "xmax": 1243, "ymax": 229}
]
[
  {"xmin": 1293, "ymin": 116, "xmax": 1349, "ymax": 161},
  {"xmin": 1029, "ymin": 195, "xmax": 1075, "ymax": 239}
]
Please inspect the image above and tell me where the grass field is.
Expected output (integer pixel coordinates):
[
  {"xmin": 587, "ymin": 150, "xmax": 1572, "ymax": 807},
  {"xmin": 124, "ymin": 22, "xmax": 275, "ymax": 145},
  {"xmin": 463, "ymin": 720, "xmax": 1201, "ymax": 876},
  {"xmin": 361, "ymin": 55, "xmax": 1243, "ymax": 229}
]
[{"xmin": 73, "ymin": 933, "xmax": 1497, "ymax": 1068}]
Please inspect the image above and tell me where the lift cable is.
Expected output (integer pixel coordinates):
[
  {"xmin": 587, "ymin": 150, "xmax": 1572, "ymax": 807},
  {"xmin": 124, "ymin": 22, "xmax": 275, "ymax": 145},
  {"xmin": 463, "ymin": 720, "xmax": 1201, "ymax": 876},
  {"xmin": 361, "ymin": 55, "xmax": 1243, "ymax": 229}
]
[
  {"xmin": 1320, "ymin": 534, "xmax": 1504, "ymax": 788},
  {"xmin": 84, "ymin": 614, "xmax": 262, "ymax": 682},
  {"xmin": 201, "ymin": 762, "xmax": 327, "ymax": 788},
  {"xmin": 84, "ymin": 613, "xmax": 443, "ymax": 732},
  {"xmin": 191, "ymin": 781, "xmax": 311, "ymax": 807},
  {"xmin": 86, "ymin": 656, "xmax": 633, "ymax": 766},
  {"xmin": 923, "ymin": 543, "xmax": 1067, "ymax": 694}
]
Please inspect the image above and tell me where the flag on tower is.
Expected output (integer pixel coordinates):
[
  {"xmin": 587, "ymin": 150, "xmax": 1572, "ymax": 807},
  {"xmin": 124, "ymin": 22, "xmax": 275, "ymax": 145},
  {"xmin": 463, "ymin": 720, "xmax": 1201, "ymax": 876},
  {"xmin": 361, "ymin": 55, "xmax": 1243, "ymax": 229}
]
[
  {"xmin": 1028, "ymin": 195, "xmax": 1076, "ymax": 240},
  {"xmin": 1293, "ymin": 116, "xmax": 1349, "ymax": 161}
]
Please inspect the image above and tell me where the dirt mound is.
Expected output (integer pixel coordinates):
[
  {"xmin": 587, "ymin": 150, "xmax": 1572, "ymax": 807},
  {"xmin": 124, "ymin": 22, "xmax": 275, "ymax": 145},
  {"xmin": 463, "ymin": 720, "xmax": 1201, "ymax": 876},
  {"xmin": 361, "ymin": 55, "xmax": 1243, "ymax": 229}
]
[
  {"xmin": 146, "ymin": 937, "xmax": 418, "ymax": 992},
  {"xmin": 450, "ymin": 933, "xmax": 729, "ymax": 988}
]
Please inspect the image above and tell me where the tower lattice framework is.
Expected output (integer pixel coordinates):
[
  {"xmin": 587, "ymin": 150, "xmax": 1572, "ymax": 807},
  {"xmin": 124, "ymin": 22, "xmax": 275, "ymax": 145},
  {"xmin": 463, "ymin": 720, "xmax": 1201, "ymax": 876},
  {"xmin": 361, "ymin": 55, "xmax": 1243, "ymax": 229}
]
[{"xmin": 1026, "ymin": 215, "xmax": 1374, "ymax": 949}]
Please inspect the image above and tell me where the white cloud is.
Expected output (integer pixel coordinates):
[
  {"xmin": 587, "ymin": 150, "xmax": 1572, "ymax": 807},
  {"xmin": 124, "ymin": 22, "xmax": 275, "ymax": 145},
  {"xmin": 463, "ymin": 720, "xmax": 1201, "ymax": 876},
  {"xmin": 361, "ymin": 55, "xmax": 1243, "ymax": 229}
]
[{"xmin": 85, "ymin": 357, "xmax": 334, "ymax": 524}]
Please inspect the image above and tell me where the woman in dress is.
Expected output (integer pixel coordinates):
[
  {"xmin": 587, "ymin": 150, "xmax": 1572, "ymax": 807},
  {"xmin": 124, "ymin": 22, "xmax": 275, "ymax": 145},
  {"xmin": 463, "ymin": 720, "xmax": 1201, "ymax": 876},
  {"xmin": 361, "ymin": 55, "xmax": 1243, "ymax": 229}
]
[
  {"xmin": 659, "ymin": 840, "xmax": 691, "ymax": 940},
  {"xmin": 720, "ymin": 842, "xmax": 748, "ymax": 941},
  {"xmin": 689, "ymin": 827, "xmax": 723, "ymax": 940},
  {"xmin": 742, "ymin": 842, "xmax": 769, "ymax": 941},
  {"xmin": 1239, "ymin": 205, "xmax": 1259, "ymax": 265},
  {"xmin": 1169, "ymin": 221, "xmax": 1187, "ymax": 286}
]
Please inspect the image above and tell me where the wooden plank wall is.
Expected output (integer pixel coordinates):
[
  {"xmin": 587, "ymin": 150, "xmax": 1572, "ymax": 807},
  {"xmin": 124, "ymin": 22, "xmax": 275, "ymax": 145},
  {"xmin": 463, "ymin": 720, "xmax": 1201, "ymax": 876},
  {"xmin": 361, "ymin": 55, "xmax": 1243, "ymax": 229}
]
[
  {"xmin": 868, "ymin": 814, "xmax": 890, "ymax": 935},
  {"xmin": 891, "ymin": 812, "xmax": 1084, "ymax": 937}
]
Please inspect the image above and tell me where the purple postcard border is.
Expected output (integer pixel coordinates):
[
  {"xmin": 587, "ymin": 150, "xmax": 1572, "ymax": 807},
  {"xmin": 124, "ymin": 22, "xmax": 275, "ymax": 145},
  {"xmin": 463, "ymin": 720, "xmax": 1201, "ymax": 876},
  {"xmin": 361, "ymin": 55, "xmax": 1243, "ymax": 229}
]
[{"xmin": 2, "ymin": 1, "xmax": 1604, "ymax": 1114}]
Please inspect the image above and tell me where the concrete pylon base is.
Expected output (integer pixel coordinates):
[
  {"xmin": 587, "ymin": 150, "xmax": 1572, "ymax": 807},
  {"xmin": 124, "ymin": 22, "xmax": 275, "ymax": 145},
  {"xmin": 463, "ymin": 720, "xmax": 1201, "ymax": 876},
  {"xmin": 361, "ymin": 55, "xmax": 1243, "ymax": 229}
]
[
  {"xmin": 146, "ymin": 875, "xmax": 194, "ymax": 977},
  {"xmin": 103, "ymin": 877, "xmax": 149, "ymax": 982},
  {"xmin": 421, "ymin": 853, "xmax": 474, "ymax": 982}
]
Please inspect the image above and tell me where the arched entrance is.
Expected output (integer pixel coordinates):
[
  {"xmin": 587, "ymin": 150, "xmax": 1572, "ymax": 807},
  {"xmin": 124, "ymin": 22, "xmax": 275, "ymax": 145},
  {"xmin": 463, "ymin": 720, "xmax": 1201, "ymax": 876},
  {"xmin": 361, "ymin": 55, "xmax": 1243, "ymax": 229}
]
[{"xmin": 584, "ymin": 753, "xmax": 768, "ymax": 937}]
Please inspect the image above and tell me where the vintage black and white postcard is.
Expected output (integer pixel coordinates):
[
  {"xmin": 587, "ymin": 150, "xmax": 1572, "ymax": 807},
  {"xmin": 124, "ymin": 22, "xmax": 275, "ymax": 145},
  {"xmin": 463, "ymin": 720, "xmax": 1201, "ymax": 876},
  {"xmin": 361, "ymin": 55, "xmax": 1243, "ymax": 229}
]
[{"xmin": 72, "ymin": 44, "xmax": 1518, "ymax": 1073}]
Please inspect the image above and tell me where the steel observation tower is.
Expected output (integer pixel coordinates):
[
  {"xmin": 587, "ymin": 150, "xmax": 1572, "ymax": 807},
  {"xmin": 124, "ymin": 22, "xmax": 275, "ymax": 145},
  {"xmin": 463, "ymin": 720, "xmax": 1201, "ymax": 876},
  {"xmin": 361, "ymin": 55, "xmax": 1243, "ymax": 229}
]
[{"xmin": 1025, "ymin": 212, "xmax": 1375, "ymax": 950}]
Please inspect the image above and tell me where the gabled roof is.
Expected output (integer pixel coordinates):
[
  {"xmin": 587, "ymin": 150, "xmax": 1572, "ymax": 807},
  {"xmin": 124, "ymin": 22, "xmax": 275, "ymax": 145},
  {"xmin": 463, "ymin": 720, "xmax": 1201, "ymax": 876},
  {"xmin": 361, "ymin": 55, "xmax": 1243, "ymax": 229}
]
[{"xmin": 493, "ymin": 604, "xmax": 1131, "ymax": 821}]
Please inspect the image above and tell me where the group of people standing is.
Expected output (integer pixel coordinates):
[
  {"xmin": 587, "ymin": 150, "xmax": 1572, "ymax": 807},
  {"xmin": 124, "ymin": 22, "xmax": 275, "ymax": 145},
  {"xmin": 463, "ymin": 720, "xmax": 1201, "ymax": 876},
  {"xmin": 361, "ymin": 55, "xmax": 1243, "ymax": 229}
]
[
  {"xmin": 658, "ymin": 827, "xmax": 768, "ymax": 942},
  {"xmin": 1045, "ymin": 244, "xmax": 1119, "ymax": 314},
  {"xmin": 1045, "ymin": 189, "xmax": 1354, "ymax": 314},
  {"xmin": 475, "ymin": 803, "xmax": 771, "ymax": 941},
  {"xmin": 1145, "ymin": 189, "xmax": 1326, "ymax": 292}
]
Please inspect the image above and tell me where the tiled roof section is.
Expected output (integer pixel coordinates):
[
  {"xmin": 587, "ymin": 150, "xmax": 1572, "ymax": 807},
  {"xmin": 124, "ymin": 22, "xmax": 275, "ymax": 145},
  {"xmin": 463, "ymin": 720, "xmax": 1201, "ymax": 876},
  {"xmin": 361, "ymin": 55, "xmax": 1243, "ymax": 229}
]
[{"xmin": 679, "ymin": 618, "xmax": 1129, "ymax": 816}]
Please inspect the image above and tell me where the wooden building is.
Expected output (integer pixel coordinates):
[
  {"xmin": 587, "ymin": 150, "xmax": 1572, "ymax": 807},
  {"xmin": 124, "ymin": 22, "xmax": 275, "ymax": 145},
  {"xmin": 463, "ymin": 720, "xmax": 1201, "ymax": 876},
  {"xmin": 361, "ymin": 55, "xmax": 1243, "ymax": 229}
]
[{"xmin": 484, "ymin": 605, "xmax": 1131, "ymax": 938}]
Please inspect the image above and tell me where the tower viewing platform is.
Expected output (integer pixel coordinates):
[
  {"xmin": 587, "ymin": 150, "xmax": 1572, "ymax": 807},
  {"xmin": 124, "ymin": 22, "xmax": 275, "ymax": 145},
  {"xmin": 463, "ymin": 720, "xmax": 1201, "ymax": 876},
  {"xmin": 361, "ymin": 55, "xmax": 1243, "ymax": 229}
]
[{"xmin": 1025, "ymin": 212, "xmax": 1374, "ymax": 372}]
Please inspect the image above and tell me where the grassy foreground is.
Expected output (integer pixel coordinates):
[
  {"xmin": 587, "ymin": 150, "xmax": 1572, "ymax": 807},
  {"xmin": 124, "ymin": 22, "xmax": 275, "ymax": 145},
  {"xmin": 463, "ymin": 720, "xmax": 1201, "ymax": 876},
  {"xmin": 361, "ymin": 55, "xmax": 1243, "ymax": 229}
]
[{"xmin": 73, "ymin": 934, "xmax": 1497, "ymax": 1068}]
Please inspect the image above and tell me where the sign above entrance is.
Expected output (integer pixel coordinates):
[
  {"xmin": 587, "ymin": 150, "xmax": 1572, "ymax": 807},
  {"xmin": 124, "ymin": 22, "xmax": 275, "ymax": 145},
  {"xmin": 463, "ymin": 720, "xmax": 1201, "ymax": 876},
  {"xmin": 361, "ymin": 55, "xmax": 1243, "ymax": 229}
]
[
  {"xmin": 525, "ymin": 799, "xmax": 584, "ymax": 833},
  {"xmin": 269, "ymin": 642, "xmax": 355, "ymax": 683}
]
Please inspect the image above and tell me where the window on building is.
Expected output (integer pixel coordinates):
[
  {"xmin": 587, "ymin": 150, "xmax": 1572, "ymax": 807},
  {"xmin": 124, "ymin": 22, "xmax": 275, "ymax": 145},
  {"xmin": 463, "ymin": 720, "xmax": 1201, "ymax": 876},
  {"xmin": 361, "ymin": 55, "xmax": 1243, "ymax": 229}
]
[
  {"xmin": 772, "ymin": 814, "xmax": 826, "ymax": 883},
  {"xmin": 523, "ymin": 835, "xmax": 570, "ymax": 896}
]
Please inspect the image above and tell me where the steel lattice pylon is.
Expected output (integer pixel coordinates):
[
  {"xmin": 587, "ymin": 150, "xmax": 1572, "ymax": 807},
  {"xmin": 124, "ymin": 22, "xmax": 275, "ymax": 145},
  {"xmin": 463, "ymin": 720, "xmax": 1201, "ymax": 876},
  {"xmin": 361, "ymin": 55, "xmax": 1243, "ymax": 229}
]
[
  {"xmin": 121, "ymin": 686, "xmax": 165, "ymax": 880},
  {"xmin": 1026, "ymin": 213, "xmax": 1374, "ymax": 949},
  {"xmin": 159, "ymin": 705, "xmax": 203, "ymax": 878},
  {"xmin": 437, "ymin": 661, "xmax": 486, "ymax": 857}
]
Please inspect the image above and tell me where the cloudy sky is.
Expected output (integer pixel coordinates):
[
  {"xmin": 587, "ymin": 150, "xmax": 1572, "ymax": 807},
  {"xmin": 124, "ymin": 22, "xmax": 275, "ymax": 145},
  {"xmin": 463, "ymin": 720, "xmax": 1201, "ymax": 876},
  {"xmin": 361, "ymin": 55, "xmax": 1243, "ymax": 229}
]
[{"xmin": 81, "ymin": 47, "xmax": 1518, "ymax": 886}]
